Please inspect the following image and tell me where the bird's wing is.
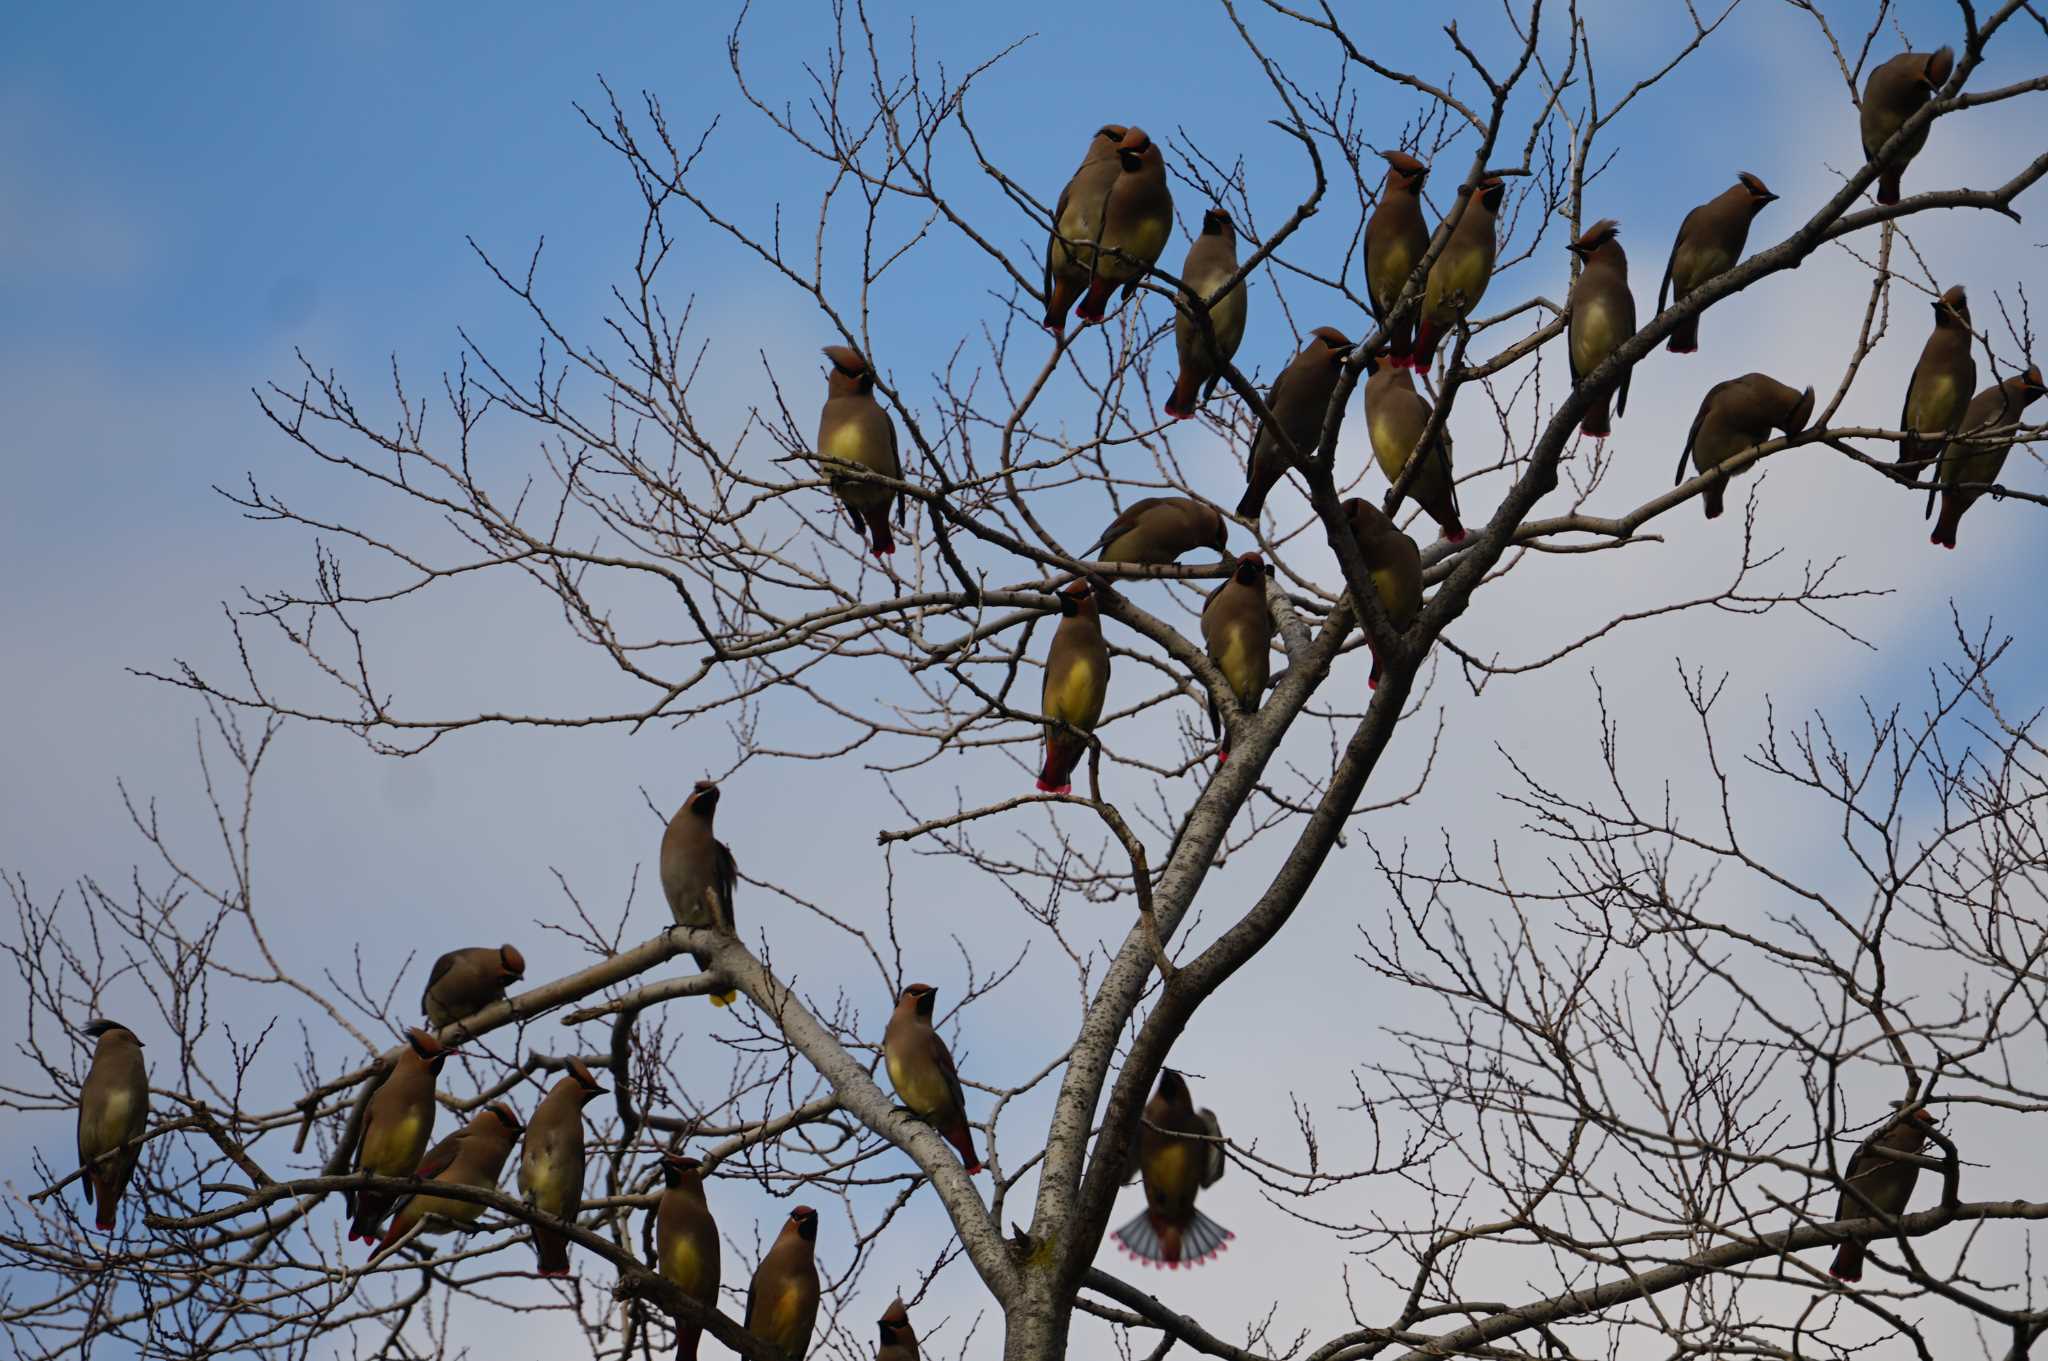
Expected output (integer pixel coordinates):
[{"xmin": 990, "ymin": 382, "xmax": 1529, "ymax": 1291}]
[
  {"xmin": 715, "ymin": 839, "xmax": 739, "ymax": 933},
  {"xmin": 1658, "ymin": 207, "xmax": 1699, "ymax": 313},
  {"xmin": 1676, "ymin": 384, "xmax": 1720, "ymax": 486},
  {"xmin": 1084, "ymin": 502, "xmax": 1147, "ymax": 558},
  {"xmin": 414, "ymin": 1129, "xmax": 468, "ymax": 1183},
  {"xmin": 1198, "ymin": 1108, "xmax": 1226, "ymax": 1187}
]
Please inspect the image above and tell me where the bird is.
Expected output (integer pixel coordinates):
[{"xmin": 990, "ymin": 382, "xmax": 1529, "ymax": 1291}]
[
  {"xmin": 1657, "ymin": 172, "xmax": 1778, "ymax": 354},
  {"xmin": 1083, "ymin": 497, "xmax": 1228, "ymax": 565},
  {"xmin": 518, "ymin": 1056, "xmax": 607, "ymax": 1277},
  {"xmin": 1675, "ymin": 373, "xmax": 1816, "ymax": 519},
  {"xmin": 76, "ymin": 1019, "xmax": 148, "ymax": 1233},
  {"xmin": 1367, "ymin": 150, "xmax": 1431, "ymax": 361},
  {"xmin": 1897, "ymin": 285, "xmax": 1977, "ymax": 484},
  {"xmin": 1236, "ymin": 327, "xmax": 1353, "ymax": 520},
  {"xmin": 745, "ymin": 1205, "xmax": 822, "ymax": 1360},
  {"xmin": 1165, "ymin": 208, "xmax": 1250, "ymax": 419},
  {"xmin": 1409, "ymin": 175, "xmax": 1506, "ymax": 371},
  {"xmin": 1861, "ymin": 48, "xmax": 1954, "ymax": 205},
  {"xmin": 653, "ymin": 1153, "xmax": 722, "ymax": 1361},
  {"xmin": 883, "ymin": 983, "xmax": 983, "ymax": 1173},
  {"xmin": 1363, "ymin": 353, "xmax": 1464, "ymax": 542},
  {"xmin": 818, "ymin": 346, "xmax": 903, "ymax": 557},
  {"xmin": 347, "ymin": 1027, "xmax": 451, "ymax": 1243},
  {"xmin": 1113, "ymin": 1069, "xmax": 1231, "ymax": 1268},
  {"xmin": 1565, "ymin": 219, "xmax": 1636, "ymax": 438},
  {"xmin": 1829, "ymin": 1104, "xmax": 1939, "ymax": 1282},
  {"xmin": 373, "ymin": 1102, "xmax": 525, "ymax": 1257},
  {"xmin": 876, "ymin": 1297, "xmax": 920, "ymax": 1361},
  {"xmin": 660, "ymin": 780, "xmax": 740, "ymax": 1007},
  {"xmin": 422, "ymin": 943, "xmax": 526, "ymax": 1031},
  {"xmin": 1046, "ymin": 126, "xmax": 1173, "ymax": 330},
  {"xmin": 1342, "ymin": 498, "xmax": 1423, "ymax": 690},
  {"xmin": 1200, "ymin": 553, "xmax": 1274, "ymax": 762},
  {"xmin": 1930, "ymin": 364, "xmax": 2047, "ymax": 548},
  {"xmin": 1043, "ymin": 125, "xmax": 1130, "ymax": 333},
  {"xmin": 1038, "ymin": 580, "xmax": 1110, "ymax": 795}
]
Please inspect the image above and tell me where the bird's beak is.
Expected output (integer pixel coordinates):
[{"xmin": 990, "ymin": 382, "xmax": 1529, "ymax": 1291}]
[{"xmin": 1758, "ymin": 191, "xmax": 1779, "ymax": 204}]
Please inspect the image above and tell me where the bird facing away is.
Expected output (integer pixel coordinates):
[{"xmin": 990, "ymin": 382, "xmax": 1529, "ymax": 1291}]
[
  {"xmin": 1861, "ymin": 48, "xmax": 1955, "ymax": 205},
  {"xmin": 1042, "ymin": 124, "xmax": 1129, "ymax": 332},
  {"xmin": 1045, "ymin": 126, "xmax": 1173, "ymax": 329},
  {"xmin": 818, "ymin": 346, "xmax": 903, "ymax": 557},
  {"xmin": 1897, "ymin": 285, "xmax": 1977, "ymax": 484},
  {"xmin": 1342, "ymin": 497, "xmax": 1423, "ymax": 690},
  {"xmin": 745, "ymin": 1205, "xmax": 822, "ymax": 1360},
  {"xmin": 1676, "ymin": 373, "xmax": 1816, "ymax": 519},
  {"xmin": 374, "ymin": 1102, "xmax": 524, "ymax": 1256},
  {"xmin": 876, "ymin": 1297, "xmax": 920, "ymax": 1361},
  {"xmin": 347, "ymin": 1027, "xmax": 450, "ymax": 1242},
  {"xmin": 1657, "ymin": 172, "xmax": 1777, "ymax": 353},
  {"xmin": 76, "ymin": 1019, "xmax": 148, "ymax": 1233},
  {"xmin": 422, "ymin": 943, "xmax": 526, "ymax": 1031},
  {"xmin": 883, "ymin": 983, "xmax": 983, "ymax": 1173},
  {"xmin": 1566, "ymin": 219, "xmax": 1636, "ymax": 438},
  {"xmin": 1366, "ymin": 150, "xmax": 1431, "ymax": 355},
  {"xmin": 660, "ymin": 780, "xmax": 740, "ymax": 1007},
  {"xmin": 1931, "ymin": 364, "xmax": 2046, "ymax": 548},
  {"xmin": 1829, "ymin": 1105, "xmax": 1939, "ymax": 1282},
  {"xmin": 1364, "ymin": 354, "xmax": 1464, "ymax": 543},
  {"xmin": 1038, "ymin": 580, "xmax": 1111, "ymax": 795},
  {"xmin": 1201, "ymin": 553, "xmax": 1274, "ymax": 762},
  {"xmin": 1166, "ymin": 209, "xmax": 1250, "ymax": 419},
  {"xmin": 1236, "ymin": 327, "xmax": 1353, "ymax": 520},
  {"xmin": 1084, "ymin": 496, "xmax": 1228, "ymax": 566},
  {"xmin": 654, "ymin": 1153, "xmax": 722, "ymax": 1361},
  {"xmin": 1409, "ymin": 175, "xmax": 1506, "ymax": 371},
  {"xmin": 1114, "ymin": 1069, "xmax": 1230, "ymax": 1268},
  {"xmin": 518, "ymin": 1056, "xmax": 607, "ymax": 1277}
]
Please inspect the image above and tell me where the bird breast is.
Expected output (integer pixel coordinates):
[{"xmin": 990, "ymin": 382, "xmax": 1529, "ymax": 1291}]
[{"xmin": 1044, "ymin": 656, "xmax": 1103, "ymax": 726}]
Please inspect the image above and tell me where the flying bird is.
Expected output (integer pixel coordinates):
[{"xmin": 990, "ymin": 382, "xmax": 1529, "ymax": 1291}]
[
  {"xmin": 654, "ymin": 1153, "xmax": 722, "ymax": 1361},
  {"xmin": 1657, "ymin": 172, "xmax": 1777, "ymax": 353},
  {"xmin": 1930, "ymin": 364, "xmax": 2047, "ymax": 548},
  {"xmin": 1201, "ymin": 553, "xmax": 1274, "ymax": 762},
  {"xmin": 1084, "ymin": 497, "xmax": 1227, "ymax": 565},
  {"xmin": 1367, "ymin": 150, "xmax": 1431, "ymax": 360},
  {"xmin": 1897, "ymin": 285, "xmax": 1977, "ymax": 484},
  {"xmin": 519, "ymin": 1057, "xmax": 606, "ymax": 1277},
  {"xmin": 1409, "ymin": 175, "xmax": 1506, "ymax": 371},
  {"xmin": 1364, "ymin": 353, "xmax": 1464, "ymax": 542},
  {"xmin": 1861, "ymin": 48, "xmax": 1954, "ymax": 205},
  {"xmin": 745, "ymin": 1206, "xmax": 822, "ymax": 1360},
  {"xmin": 76, "ymin": 1019, "xmax": 148, "ymax": 1233},
  {"xmin": 1166, "ymin": 209, "xmax": 1249, "ymax": 419},
  {"xmin": 1236, "ymin": 327, "xmax": 1352, "ymax": 520},
  {"xmin": 1566, "ymin": 219, "xmax": 1636, "ymax": 438},
  {"xmin": 660, "ymin": 780, "xmax": 740, "ymax": 1007},
  {"xmin": 347, "ymin": 1027, "xmax": 450, "ymax": 1243},
  {"xmin": 818, "ymin": 346, "xmax": 903, "ymax": 557},
  {"xmin": 1342, "ymin": 498, "xmax": 1423, "ymax": 690},
  {"xmin": 1676, "ymin": 373, "xmax": 1816, "ymax": 519},
  {"xmin": 1113, "ymin": 1069, "xmax": 1231, "ymax": 1268},
  {"xmin": 1829, "ymin": 1104, "xmax": 1940, "ymax": 1282},
  {"xmin": 422, "ymin": 943, "xmax": 525, "ymax": 1031},
  {"xmin": 1038, "ymin": 580, "xmax": 1111, "ymax": 795},
  {"xmin": 884, "ymin": 983, "xmax": 983, "ymax": 1173},
  {"xmin": 374, "ymin": 1102, "xmax": 524, "ymax": 1258}
]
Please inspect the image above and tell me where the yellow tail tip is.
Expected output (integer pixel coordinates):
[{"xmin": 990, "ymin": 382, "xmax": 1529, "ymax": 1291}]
[{"xmin": 710, "ymin": 991, "xmax": 737, "ymax": 1008}]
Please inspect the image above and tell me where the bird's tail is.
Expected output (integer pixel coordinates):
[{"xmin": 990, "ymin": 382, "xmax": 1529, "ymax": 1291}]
[
  {"xmin": 1368, "ymin": 648, "xmax": 1384, "ymax": 691},
  {"xmin": 1877, "ymin": 171, "xmax": 1901, "ymax": 206},
  {"xmin": 1931, "ymin": 493, "xmax": 1963, "ymax": 549},
  {"xmin": 88, "ymin": 1174, "xmax": 115, "ymax": 1232},
  {"xmin": 1165, "ymin": 368, "xmax": 1202, "ymax": 420},
  {"xmin": 1038, "ymin": 731, "xmax": 1085, "ymax": 795},
  {"xmin": 1666, "ymin": 314, "xmax": 1700, "ymax": 354},
  {"xmin": 1113, "ymin": 1208, "xmax": 1234, "ymax": 1269},
  {"xmin": 533, "ymin": 1226, "xmax": 571, "ymax": 1277},
  {"xmin": 1409, "ymin": 320, "xmax": 1440, "ymax": 370},
  {"xmin": 945, "ymin": 1120, "xmax": 984, "ymax": 1175},
  {"xmin": 1435, "ymin": 512, "xmax": 1467, "ymax": 544},
  {"xmin": 1044, "ymin": 275, "xmax": 1080, "ymax": 334},
  {"xmin": 864, "ymin": 507, "xmax": 896, "ymax": 557},
  {"xmin": 349, "ymin": 1192, "xmax": 395, "ymax": 1244},
  {"xmin": 1703, "ymin": 483, "xmax": 1726, "ymax": 521},
  {"xmin": 1077, "ymin": 275, "xmax": 1117, "ymax": 323},
  {"xmin": 1234, "ymin": 483, "xmax": 1267, "ymax": 521},
  {"xmin": 1580, "ymin": 390, "xmax": 1612, "ymax": 438},
  {"xmin": 1829, "ymin": 1240, "xmax": 1866, "ymax": 1282},
  {"xmin": 677, "ymin": 1323, "xmax": 702, "ymax": 1361},
  {"xmin": 690, "ymin": 950, "xmax": 738, "ymax": 1007}
]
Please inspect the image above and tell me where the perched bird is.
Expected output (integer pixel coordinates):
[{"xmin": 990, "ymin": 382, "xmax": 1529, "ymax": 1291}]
[
  {"xmin": 745, "ymin": 1205, "xmax": 822, "ymax": 1360},
  {"xmin": 347, "ymin": 1028, "xmax": 451, "ymax": 1243},
  {"xmin": 1342, "ymin": 498, "xmax": 1423, "ymax": 690},
  {"xmin": 1200, "ymin": 553, "xmax": 1274, "ymax": 762},
  {"xmin": 876, "ymin": 1298, "xmax": 920, "ymax": 1361},
  {"xmin": 374, "ymin": 1102, "xmax": 524, "ymax": 1256},
  {"xmin": 818, "ymin": 346, "xmax": 903, "ymax": 557},
  {"xmin": 1038, "ymin": 580, "xmax": 1110, "ymax": 795},
  {"xmin": 422, "ymin": 943, "xmax": 526, "ymax": 1031},
  {"xmin": 1165, "ymin": 209, "xmax": 1250, "ymax": 419},
  {"xmin": 1931, "ymin": 364, "xmax": 2047, "ymax": 548},
  {"xmin": 519, "ymin": 1056, "xmax": 607, "ymax": 1277},
  {"xmin": 1364, "ymin": 354, "xmax": 1464, "ymax": 542},
  {"xmin": 1042, "ymin": 125, "xmax": 1130, "ymax": 333},
  {"xmin": 1084, "ymin": 496, "xmax": 1228, "ymax": 565},
  {"xmin": 1657, "ymin": 172, "xmax": 1778, "ymax": 353},
  {"xmin": 1366, "ymin": 150, "xmax": 1432, "ymax": 358},
  {"xmin": 76, "ymin": 1019, "xmax": 148, "ymax": 1233},
  {"xmin": 884, "ymin": 983, "xmax": 983, "ymax": 1173},
  {"xmin": 1829, "ymin": 1104, "xmax": 1940, "ymax": 1282},
  {"xmin": 1675, "ymin": 373, "xmax": 1816, "ymax": 519},
  {"xmin": 654, "ymin": 1153, "xmax": 722, "ymax": 1361},
  {"xmin": 1897, "ymin": 285, "xmax": 1977, "ymax": 484},
  {"xmin": 1046, "ymin": 126, "xmax": 1173, "ymax": 329},
  {"xmin": 1565, "ymin": 219, "xmax": 1636, "ymax": 438},
  {"xmin": 1114, "ymin": 1069, "xmax": 1230, "ymax": 1268},
  {"xmin": 1861, "ymin": 48, "xmax": 1955, "ymax": 205},
  {"xmin": 660, "ymin": 780, "xmax": 740, "ymax": 1007},
  {"xmin": 1236, "ymin": 327, "xmax": 1353, "ymax": 520},
  {"xmin": 1409, "ymin": 175, "xmax": 1506, "ymax": 371}
]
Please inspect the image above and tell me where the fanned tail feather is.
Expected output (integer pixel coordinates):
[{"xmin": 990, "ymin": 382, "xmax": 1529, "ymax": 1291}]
[
  {"xmin": 1114, "ymin": 1209, "xmax": 1234, "ymax": 1268},
  {"xmin": 945, "ymin": 1121, "xmax": 984, "ymax": 1175}
]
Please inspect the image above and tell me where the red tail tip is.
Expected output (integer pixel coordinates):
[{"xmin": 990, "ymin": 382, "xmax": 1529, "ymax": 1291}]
[
  {"xmin": 1445, "ymin": 527, "xmax": 1468, "ymax": 543},
  {"xmin": 96, "ymin": 1217, "xmax": 116, "ymax": 1232},
  {"xmin": 540, "ymin": 1267, "xmax": 571, "ymax": 1278},
  {"xmin": 1036, "ymin": 778, "xmax": 1071, "ymax": 795},
  {"xmin": 1216, "ymin": 749, "xmax": 1229, "ymax": 763},
  {"xmin": 1368, "ymin": 677, "xmax": 1380, "ymax": 691}
]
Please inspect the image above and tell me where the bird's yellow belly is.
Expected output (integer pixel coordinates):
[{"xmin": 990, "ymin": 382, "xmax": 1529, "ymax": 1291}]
[
  {"xmin": 1045, "ymin": 659, "xmax": 1102, "ymax": 727},
  {"xmin": 887, "ymin": 1051, "xmax": 953, "ymax": 1118},
  {"xmin": 662, "ymin": 1238, "xmax": 713, "ymax": 1296},
  {"xmin": 756, "ymin": 1283, "xmax": 810, "ymax": 1344},
  {"xmin": 362, "ymin": 1112, "xmax": 425, "ymax": 1175},
  {"xmin": 1572, "ymin": 307, "xmax": 1620, "ymax": 371}
]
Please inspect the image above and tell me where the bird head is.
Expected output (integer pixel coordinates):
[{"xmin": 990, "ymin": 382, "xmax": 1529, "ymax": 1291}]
[
  {"xmin": 901, "ymin": 982, "xmax": 939, "ymax": 1018},
  {"xmin": 1922, "ymin": 47, "xmax": 1955, "ymax": 89},
  {"xmin": 1380, "ymin": 149, "xmax": 1429, "ymax": 191},
  {"xmin": 2022, "ymin": 365, "xmax": 2046, "ymax": 401},
  {"xmin": 1934, "ymin": 285, "xmax": 1970, "ymax": 327},
  {"xmin": 1786, "ymin": 385, "xmax": 1818, "ymax": 436},
  {"xmin": 1156, "ymin": 1068, "xmax": 1190, "ymax": 1103},
  {"xmin": 484, "ymin": 1103, "xmax": 525, "ymax": 1136},
  {"xmin": 878, "ymin": 1298, "xmax": 913, "ymax": 1346},
  {"xmin": 1310, "ymin": 326, "xmax": 1353, "ymax": 366},
  {"xmin": 790, "ymin": 1204, "xmax": 820, "ymax": 1241},
  {"xmin": 1083, "ymin": 124, "xmax": 1129, "ymax": 165},
  {"xmin": 660, "ymin": 1152, "xmax": 703, "ymax": 1186},
  {"xmin": 1232, "ymin": 552, "xmax": 1267, "ymax": 587},
  {"xmin": 1736, "ymin": 171, "xmax": 1778, "ymax": 209},
  {"xmin": 1206, "ymin": 505, "xmax": 1231, "ymax": 553},
  {"xmin": 1473, "ymin": 174, "xmax": 1508, "ymax": 212},
  {"xmin": 1200, "ymin": 207, "xmax": 1235, "ymax": 239},
  {"xmin": 497, "ymin": 944, "xmax": 527, "ymax": 985},
  {"xmin": 1567, "ymin": 218, "xmax": 1622, "ymax": 262},
  {"xmin": 1116, "ymin": 127, "xmax": 1158, "ymax": 173},
  {"xmin": 80, "ymin": 1019, "xmax": 138, "ymax": 1043},
  {"xmin": 822, "ymin": 345, "xmax": 874, "ymax": 396},
  {"xmin": 565, "ymin": 1057, "xmax": 608, "ymax": 1098},
  {"xmin": 686, "ymin": 780, "xmax": 721, "ymax": 819},
  {"xmin": 1057, "ymin": 579, "xmax": 1098, "ymax": 619},
  {"xmin": 406, "ymin": 1027, "xmax": 449, "ymax": 1061},
  {"xmin": 1344, "ymin": 495, "xmax": 1396, "ymax": 543}
]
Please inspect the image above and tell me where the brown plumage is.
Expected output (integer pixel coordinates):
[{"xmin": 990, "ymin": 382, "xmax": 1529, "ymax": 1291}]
[
  {"xmin": 375, "ymin": 1102, "xmax": 524, "ymax": 1256},
  {"xmin": 1829, "ymin": 1105, "xmax": 1939, "ymax": 1282},
  {"xmin": 876, "ymin": 1297, "xmax": 920, "ymax": 1361},
  {"xmin": 76, "ymin": 1019, "xmax": 148, "ymax": 1233},
  {"xmin": 1043, "ymin": 125, "xmax": 1129, "ymax": 332},
  {"xmin": 1367, "ymin": 150, "xmax": 1431, "ymax": 362},
  {"xmin": 745, "ymin": 1206, "xmax": 822, "ymax": 1360},
  {"xmin": 1166, "ymin": 209, "xmax": 1250, "ymax": 419},
  {"xmin": 1113, "ymin": 1069, "xmax": 1230, "ymax": 1268},
  {"xmin": 1931, "ymin": 364, "xmax": 2046, "ymax": 548},
  {"xmin": 1862, "ymin": 48, "xmax": 1954, "ymax": 205},
  {"xmin": 1658, "ymin": 172, "xmax": 1777, "ymax": 354},
  {"xmin": 1676, "ymin": 373, "xmax": 1816, "ymax": 519},
  {"xmin": 1201, "ymin": 553, "xmax": 1273, "ymax": 762},
  {"xmin": 1342, "ymin": 497, "xmax": 1423, "ymax": 690},
  {"xmin": 1566, "ymin": 219, "xmax": 1636, "ymax": 438},
  {"xmin": 818, "ymin": 346, "xmax": 903, "ymax": 557},
  {"xmin": 660, "ymin": 780, "xmax": 740, "ymax": 1007},
  {"xmin": 1364, "ymin": 354, "xmax": 1464, "ymax": 542},
  {"xmin": 347, "ymin": 1027, "xmax": 450, "ymax": 1242},
  {"xmin": 1038, "ymin": 580, "xmax": 1110, "ymax": 795},
  {"xmin": 519, "ymin": 1057, "xmax": 606, "ymax": 1277},
  {"xmin": 1236, "ymin": 327, "xmax": 1352, "ymax": 520},
  {"xmin": 1410, "ymin": 175, "xmax": 1506, "ymax": 371},
  {"xmin": 1084, "ymin": 497, "xmax": 1228, "ymax": 565},
  {"xmin": 1045, "ymin": 126, "xmax": 1173, "ymax": 330},
  {"xmin": 422, "ymin": 943, "xmax": 525, "ymax": 1031},
  {"xmin": 654, "ymin": 1154, "xmax": 722, "ymax": 1361},
  {"xmin": 1897, "ymin": 285, "xmax": 1977, "ymax": 484},
  {"xmin": 883, "ymin": 983, "xmax": 982, "ymax": 1173}
]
